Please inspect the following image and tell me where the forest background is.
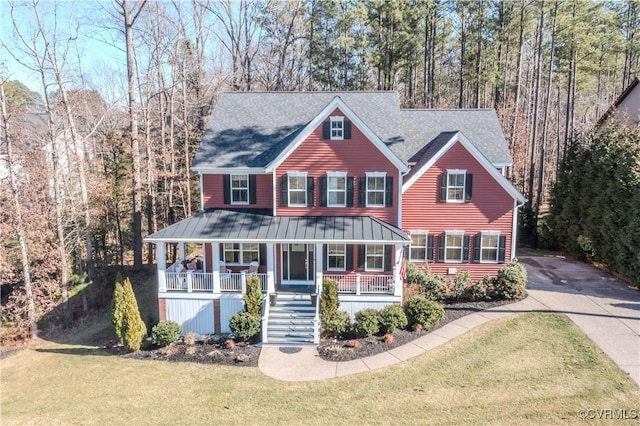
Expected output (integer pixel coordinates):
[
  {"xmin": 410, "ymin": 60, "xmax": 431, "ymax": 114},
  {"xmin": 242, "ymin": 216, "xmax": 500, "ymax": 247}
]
[{"xmin": 1, "ymin": 0, "xmax": 639, "ymax": 341}]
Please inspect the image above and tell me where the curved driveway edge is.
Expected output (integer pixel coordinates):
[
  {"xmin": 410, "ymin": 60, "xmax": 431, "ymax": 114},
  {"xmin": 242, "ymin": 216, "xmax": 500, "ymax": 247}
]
[{"xmin": 259, "ymin": 254, "xmax": 640, "ymax": 384}]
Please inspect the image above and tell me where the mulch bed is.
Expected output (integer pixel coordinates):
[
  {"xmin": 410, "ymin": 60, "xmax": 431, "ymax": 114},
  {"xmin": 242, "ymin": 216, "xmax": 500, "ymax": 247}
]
[{"xmin": 108, "ymin": 297, "xmax": 521, "ymax": 366}]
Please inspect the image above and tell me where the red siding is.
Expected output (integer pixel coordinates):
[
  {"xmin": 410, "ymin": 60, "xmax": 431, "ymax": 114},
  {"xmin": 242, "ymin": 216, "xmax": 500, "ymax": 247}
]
[
  {"xmin": 402, "ymin": 142, "xmax": 515, "ymax": 280},
  {"xmin": 202, "ymin": 173, "xmax": 273, "ymax": 210},
  {"xmin": 276, "ymin": 108, "xmax": 400, "ymax": 225}
]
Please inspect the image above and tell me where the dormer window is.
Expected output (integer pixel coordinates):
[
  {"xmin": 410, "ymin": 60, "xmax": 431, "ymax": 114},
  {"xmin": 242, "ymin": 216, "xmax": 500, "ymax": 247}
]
[{"xmin": 330, "ymin": 116, "xmax": 344, "ymax": 140}]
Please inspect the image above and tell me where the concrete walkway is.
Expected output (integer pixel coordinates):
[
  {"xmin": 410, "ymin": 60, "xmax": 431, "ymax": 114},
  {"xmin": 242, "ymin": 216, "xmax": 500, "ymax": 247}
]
[{"xmin": 258, "ymin": 254, "xmax": 640, "ymax": 384}]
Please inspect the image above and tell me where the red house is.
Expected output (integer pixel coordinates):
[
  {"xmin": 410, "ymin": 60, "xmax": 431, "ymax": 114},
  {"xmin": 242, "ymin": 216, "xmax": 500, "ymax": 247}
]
[{"xmin": 146, "ymin": 92, "xmax": 525, "ymax": 345}]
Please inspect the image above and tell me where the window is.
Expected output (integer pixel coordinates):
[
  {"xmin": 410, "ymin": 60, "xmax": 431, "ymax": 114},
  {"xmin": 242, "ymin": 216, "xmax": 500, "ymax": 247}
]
[
  {"xmin": 223, "ymin": 243, "xmax": 260, "ymax": 265},
  {"xmin": 366, "ymin": 172, "xmax": 386, "ymax": 207},
  {"xmin": 479, "ymin": 232, "xmax": 500, "ymax": 263},
  {"xmin": 365, "ymin": 244, "xmax": 384, "ymax": 271},
  {"xmin": 447, "ymin": 171, "xmax": 465, "ymax": 202},
  {"xmin": 327, "ymin": 244, "xmax": 346, "ymax": 270},
  {"xmin": 410, "ymin": 231, "xmax": 427, "ymax": 262},
  {"xmin": 327, "ymin": 172, "xmax": 347, "ymax": 207},
  {"xmin": 330, "ymin": 116, "xmax": 344, "ymax": 140},
  {"xmin": 444, "ymin": 231, "xmax": 464, "ymax": 262},
  {"xmin": 230, "ymin": 174, "xmax": 249, "ymax": 204},
  {"xmin": 288, "ymin": 172, "xmax": 307, "ymax": 206}
]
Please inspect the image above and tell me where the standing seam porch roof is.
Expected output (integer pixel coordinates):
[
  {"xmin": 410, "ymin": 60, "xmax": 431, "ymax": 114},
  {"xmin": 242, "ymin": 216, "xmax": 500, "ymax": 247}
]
[{"xmin": 145, "ymin": 209, "xmax": 410, "ymax": 244}]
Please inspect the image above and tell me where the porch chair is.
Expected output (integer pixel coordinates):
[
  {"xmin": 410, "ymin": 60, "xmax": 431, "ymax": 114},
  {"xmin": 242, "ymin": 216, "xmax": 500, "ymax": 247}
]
[
  {"xmin": 219, "ymin": 261, "xmax": 232, "ymax": 280},
  {"xmin": 242, "ymin": 261, "xmax": 259, "ymax": 275}
]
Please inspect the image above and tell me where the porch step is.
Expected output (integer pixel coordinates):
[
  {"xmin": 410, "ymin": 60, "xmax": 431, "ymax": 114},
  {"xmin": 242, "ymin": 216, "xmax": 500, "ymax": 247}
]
[{"xmin": 265, "ymin": 293, "xmax": 317, "ymax": 346}]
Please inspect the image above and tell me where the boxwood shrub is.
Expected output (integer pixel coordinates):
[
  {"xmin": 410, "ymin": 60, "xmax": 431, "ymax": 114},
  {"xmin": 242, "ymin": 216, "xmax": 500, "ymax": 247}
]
[
  {"xmin": 229, "ymin": 312, "xmax": 261, "ymax": 342},
  {"xmin": 378, "ymin": 304, "xmax": 408, "ymax": 334},
  {"xmin": 151, "ymin": 320, "xmax": 182, "ymax": 347},
  {"xmin": 403, "ymin": 296, "xmax": 444, "ymax": 330},
  {"xmin": 322, "ymin": 310, "xmax": 351, "ymax": 337},
  {"xmin": 352, "ymin": 309, "xmax": 380, "ymax": 337}
]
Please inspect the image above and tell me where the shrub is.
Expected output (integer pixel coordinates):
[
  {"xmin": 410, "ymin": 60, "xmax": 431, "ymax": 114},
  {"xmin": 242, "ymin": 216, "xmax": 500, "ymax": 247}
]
[
  {"xmin": 151, "ymin": 320, "xmax": 182, "ymax": 347},
  {"xmin": 422, "ymin": 274, "xmax": 447, "ymax": 301},
  {"xmin": 229, "ymin": 312, "xmax": 261, "ymax": 342},
  {"xmin": 320, "ymin": 279, "xmax": 339, "ymax": 323},
  {"xmin": 352, "ymin": 309, "xmax": 380, "ymax": 337},
  {"xmin": 492, "ymin": 262, "xmax": 527, "ymax": 300},
  {"xmin": 322, "ymin": 310, "xmax": 351, "ymax": 337},
  {"xmin": 244, "ymin": 276, "xmax": 263, "ymax": 316},
  {"xmin": 378, "ymin": 304, "xmax": 408, "ymax": 334},
  {"xmin": 111, "ymin": 276, "xmax": 147, "ymax": 351},
  {"xmin": 464, "ymin": 277, "xmax": 489, "ymax": 302},
  {"xmin": 404, "ymin": 296, "xmax": 444, "ymax": 330},
  {"xmin": 450, "ymin": 271, "xmax": 472, "ymax": 301},
  {"xmin": 405, "ymin": 262, "xmax": 427, "ymax": 286},
  {"xmin": 184, "ymin": 332, "xmax": 199, "ymax": 345}
]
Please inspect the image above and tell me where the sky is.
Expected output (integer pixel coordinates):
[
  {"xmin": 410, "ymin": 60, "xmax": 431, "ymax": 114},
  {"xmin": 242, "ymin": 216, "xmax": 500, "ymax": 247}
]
[{"xmin": 1, "ymin": 0, "xmax": 128, "ymax": 102}]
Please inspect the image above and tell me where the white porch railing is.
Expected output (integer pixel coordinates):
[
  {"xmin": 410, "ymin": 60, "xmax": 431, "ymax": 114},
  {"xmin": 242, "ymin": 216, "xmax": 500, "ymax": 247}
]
[
  {"xmin": 323, "ymin": 273, "xmax": 394, "ymax": 294},
  {"xmin": 165, "ymin": 271, "xmax": 268, "ymax": 293}
]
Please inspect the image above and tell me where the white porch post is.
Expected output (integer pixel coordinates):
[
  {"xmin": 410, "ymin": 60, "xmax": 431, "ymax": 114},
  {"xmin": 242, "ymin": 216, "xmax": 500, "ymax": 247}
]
[
  {"xmin": 157, "ymin": 242, "xmax": 166, "ymax": 292},
  {"xmin": 178, "ymin": 242, "xmax": 185, "ymax": 261},
  {"xmin": 266, "ymin": 243, "xmax": 275, "ymax": 293},
  {"xmin": 394, "ymin": 244, "xmax": 403, "ymax": 297},
  {"xmin": 212, "ymin": 242, "xmax": 221, "ymax": 293},
  {"xmin": 315, "ymin": 243, "xmax": 323, "ymax": 292}
]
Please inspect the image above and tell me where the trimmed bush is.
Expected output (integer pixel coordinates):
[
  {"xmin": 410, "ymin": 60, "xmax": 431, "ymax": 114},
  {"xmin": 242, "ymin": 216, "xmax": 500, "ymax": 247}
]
[
  {"xmin": 229, "ymin": 312, "xmax": 261, "ymax": 342},
  {"xmin": 152, "ymin": 320, "xmax": 182, "ymax": 347},
  {"xmin": 244, "ymin": 276, "xmax": 263, "ymax": 316},
  {"xmin": 378, "ymin": 304, "xmax": 408, "ymax": 334},
  {"xmin": 322, "ymin": 310, "xmax": 351, "ymax": 337},
  {"xmin": 320, "ymin": 278, "xmax": 339, "ymax": 323},
  {"xmin": 352, "ymin": 309, "xmax": 380, "ymax": 337},
  {"xmin": 492, "ymin": 262, "xmax": 527, "ymax": 299},
  {"xmin": 403, "ymin": 296, "xmax": 444, "ymax": 330}
]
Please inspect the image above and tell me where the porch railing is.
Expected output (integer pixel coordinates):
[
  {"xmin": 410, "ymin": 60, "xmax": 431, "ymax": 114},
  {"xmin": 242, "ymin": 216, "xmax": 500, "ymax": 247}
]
[
  {"xmin": 323, "ymin": 273, "xmax": 394, "ymax": 294},
  {"xmin": 165, "ymin": 271, "xmax": 268, "ymax": 293}
]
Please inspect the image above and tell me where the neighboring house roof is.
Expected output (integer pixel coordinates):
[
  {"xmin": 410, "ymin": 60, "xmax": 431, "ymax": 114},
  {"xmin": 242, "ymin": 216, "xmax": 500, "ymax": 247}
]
[
  {"xmin": 192, "ymin": 92, "xmax": 513, "ymax": 172},
  {"xmin": 596, "ymin": 76, "xmax": 640, "ymax": 130},
  {"xmin": 146, "ymin": 209, "xmax": 410, "ymax": 244}
]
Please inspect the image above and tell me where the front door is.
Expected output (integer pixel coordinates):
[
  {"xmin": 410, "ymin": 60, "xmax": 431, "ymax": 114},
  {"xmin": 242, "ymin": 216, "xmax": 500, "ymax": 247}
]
[{"xmin": 282, "ymin": 244, "xmax": 314, "ymax": 284}]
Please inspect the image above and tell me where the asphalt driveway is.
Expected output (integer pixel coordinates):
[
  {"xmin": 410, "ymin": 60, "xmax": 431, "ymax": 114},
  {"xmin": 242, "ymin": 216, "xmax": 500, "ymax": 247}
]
[{"xmin": 519, "ymin": 252, "xmax": 640, "ymax": 385}]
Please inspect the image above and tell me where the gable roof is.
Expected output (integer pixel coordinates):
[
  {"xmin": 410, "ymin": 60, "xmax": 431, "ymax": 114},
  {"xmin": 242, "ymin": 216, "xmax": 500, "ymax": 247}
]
[
  {"xmin": 192, "ymin": 92, "xmax": 513, "ymax": 173},
  {"xmin": 596, "ymin": 76, "xmax": 640, "ymax": 130},
  {"xmin": 402, "ymin": 131, "xmax": 526, "ymax": 203}
]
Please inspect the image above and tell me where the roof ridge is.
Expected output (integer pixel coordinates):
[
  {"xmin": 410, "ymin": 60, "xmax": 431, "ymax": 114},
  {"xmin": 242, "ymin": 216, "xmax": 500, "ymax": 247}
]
[{"xmin": 400, "ymin": 108, "xmax": 495, "ymax": 112}]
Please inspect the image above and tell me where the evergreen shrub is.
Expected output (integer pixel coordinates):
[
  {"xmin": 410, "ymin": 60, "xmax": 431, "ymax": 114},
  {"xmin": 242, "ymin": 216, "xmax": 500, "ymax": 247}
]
[
  {"xmin": 352, "ymin": 309, "xmax": 380, "ymax": 337},
  {"xmin": 229, "ymin": 312, "xmax": 261, "ymax": 342},
  {"xmin": 244, "ymin": 276, "xmax": 263, "ymax": 316},
  {"xmin": 322, "ymin": 310, "xmax": 351, "ymax": 337},
  {"xmin": 320, "ymin": 278, "xmax": 339, "ymax": 323},
  {"xmin": 403, "ymin": 296, "xmax": 444, "ymax": 330},
  {"xmin": 152, "ymin": 320, "xmax": 182, "ymax": 347},
  {"xmin": 378, "ymin": 304, "xmax": 408, "ymax": 334}
]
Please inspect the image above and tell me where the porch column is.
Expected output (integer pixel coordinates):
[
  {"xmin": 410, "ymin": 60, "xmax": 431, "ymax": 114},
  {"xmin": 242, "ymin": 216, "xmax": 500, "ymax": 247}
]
[
  {"xmin": 315, "ymin": 243, "xmax": 323, "ymax": 293},
  {"xmin": 212, "ymin": 242, "xmax": 221, "ymax": 293},
  {"xmin": 157, "ymin": 242, "xmax": 166, "ymax": 292},
  {"xmin": 178, "ymin": 242, "xmax": 185, "ymax": 261},
  {"xmin": 266, "ymin": 243, "xmax": 275, "ymax": 293},
  {"xmin": 394, "ymin": 244, "xmax": 403, "ymax": 297}
]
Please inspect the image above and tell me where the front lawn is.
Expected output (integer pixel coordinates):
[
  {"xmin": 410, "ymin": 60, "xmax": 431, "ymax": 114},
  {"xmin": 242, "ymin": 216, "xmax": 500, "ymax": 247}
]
[{"xmin": 1, "ymin": 312, "xmax": 638, "ymax": 425}]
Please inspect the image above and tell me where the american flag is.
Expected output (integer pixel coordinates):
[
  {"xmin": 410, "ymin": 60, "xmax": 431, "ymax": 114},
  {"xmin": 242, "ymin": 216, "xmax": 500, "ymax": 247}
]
[{"xmin": 399, "ymin": 257, "xmax": 407, "ymax": 281}]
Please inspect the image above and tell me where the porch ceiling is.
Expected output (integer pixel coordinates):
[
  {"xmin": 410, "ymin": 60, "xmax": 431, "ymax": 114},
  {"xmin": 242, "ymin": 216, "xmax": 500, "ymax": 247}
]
[{"xmin": 145, "ymin": 209, "xmax": 410, "ymax": 244}]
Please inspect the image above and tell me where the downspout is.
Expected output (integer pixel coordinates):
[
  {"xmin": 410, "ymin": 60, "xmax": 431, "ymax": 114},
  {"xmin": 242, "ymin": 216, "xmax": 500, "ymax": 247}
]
[{"xmin": 511, "ymin": 199, "xmax": 526, "ymax": 261}]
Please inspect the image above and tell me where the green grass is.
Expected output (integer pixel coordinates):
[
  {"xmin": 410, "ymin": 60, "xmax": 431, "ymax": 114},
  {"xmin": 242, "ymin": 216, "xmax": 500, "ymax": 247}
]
[{"xmin": 2, "ymin": 312, "xmax": 638, "ymax": 425}]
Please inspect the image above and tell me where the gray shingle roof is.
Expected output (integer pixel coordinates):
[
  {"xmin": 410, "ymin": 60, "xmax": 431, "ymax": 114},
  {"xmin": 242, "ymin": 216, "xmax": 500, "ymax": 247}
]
[
  {"xmin": 192, "ymin": 92, "xmax": 513, "ymax": 170},
  {"xmin": 146, "ymin": 209, "xmax": 410, "ymax": 243}
]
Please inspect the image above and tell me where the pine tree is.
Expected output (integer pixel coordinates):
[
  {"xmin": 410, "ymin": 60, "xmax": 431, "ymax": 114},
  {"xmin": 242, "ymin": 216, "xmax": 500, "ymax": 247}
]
[{"xmin": 111, "ymin": 274, "xmax": 147, "ymax": 351}]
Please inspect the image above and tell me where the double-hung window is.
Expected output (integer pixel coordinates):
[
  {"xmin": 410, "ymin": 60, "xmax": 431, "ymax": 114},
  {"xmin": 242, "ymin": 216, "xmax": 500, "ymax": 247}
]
[
  {"xmin": 365, "ymin": 244, "xmax": 384, "ymax": 271},
  {"xmin": 327, "ymin": 172, "xmax": 347, "ymax": 207},
  {"xmin": 447, "ymin": 170, "xmax": 466, "ymax": 202},
  {"xmin": 444, "ymin": 231, "xmax": 464, "ymax": 262},
  {"xmin": 479, "ymin": 232, "xmax": 500, "ymax": 263},
  {"xmin": 330, "ymin": 116, "xmax": 344, "ymax": 140},
  {"xmin": 231, "ymin": 174, "xmax": 249, "ymax": 204},
  {"xmin": 288, "ymin": 172, "xmax": 307, "ymax": 206},
  {"xmin": 366, "ymin": 172, "xmax": 386, "ymax": 207},
  {"xmin": 223, "ymin": 243, "xmax": 260, "ymax": 265},
  {"xmin": 410, "ymin": 231, "xmax": 428, "ymax": 262},
  {"xmin": 327, "ymin": 244, "xmax": 346, "ymax": 271}
]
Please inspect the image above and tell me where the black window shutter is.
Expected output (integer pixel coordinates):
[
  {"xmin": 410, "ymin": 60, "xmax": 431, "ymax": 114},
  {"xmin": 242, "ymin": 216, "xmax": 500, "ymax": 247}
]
[
  {"xmin": 427, "ymin": 235, "xmax": 435, "ymax": 262},
  {"xmin": 323, "ymin": 244, "xmax": 327, "ymax": 269},
  {"xmin": 465, "ymin": 174, "xmax": 473, "ymax": 202},
  {"xmin": 322, "ymin": 121, "xmax": 330, "ymax": 139},
  {"xmin": 249, "ymin": 175, "xmax": 257, "ymax": 204},
  {"xmin": 384, "ymin": 245, "xmax": 393, "ymax": 271},
  {"xmin": 439, "ymin": 173, "xmax": 447, "ymax": 202},
  {"xmin": 307, "ymin": 177, "xmax": 314, "ymax": 207},
  {"xmin": 437, "ymin": 234, "xmax": 445, "ymax": 262},
  {"xmin": 463, "ymin": 235, "xmax": 470, "ymax": 262},
  {"xmin": 346, "ymin": 177, "xmax": 354, "ymax": 207},
  {"xmin": 346, "ymin": 244, "xmax": 353, "ymax": 270},
  {"xmin": 319, "ymin": 176, "xmax": 327, "ymax": 206},
  {"xmin": 357, "ymin": 245, "xmax": 365, "ymax": 270},
  {"xmin": 223, "ymin": 175, "xmax": 231, "ymax": 204},
  {"xmin": 385, "ymin": 176, "xmax": 393, "ymax": 207},
  {"xmin": 219, "ymin": 243, "xmax": 224, "ymax": 261},
  {"xmin": 473, "ymin": 233, "xmax": 481, "ymax": 263},
  {"xmin": 280, "ymin": 175, "xmax": 288, "ymax": 207},
  {"xmin": 498, "ymin": 235, "xmax": 507, "ymax": 263},
  {"xmin": 344, "ymin": 121, "xmax": 352, "ymax": 139},
  {"xmin": 358, "ymin": 177, "xmax": 366, "ymax": 207},
  {"xmin": 259, "ymin": 244, "xmax": 266, "ymax": 266}
]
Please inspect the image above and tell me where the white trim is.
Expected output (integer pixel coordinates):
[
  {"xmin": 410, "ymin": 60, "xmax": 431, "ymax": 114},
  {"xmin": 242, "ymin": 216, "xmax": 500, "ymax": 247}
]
[
  {"xmin": 222, "ymin": 242, "xmax": 260, "ymax": 265},
  {"xmin": 479, "ymin": 231, "xmax": 500, "ymax": 263},
  {"xmin": 287, "ymin": 172, "xmax": 308, "ymax": 207},
  {"xmin": 329, "ymin": 116, "xmax": 344, "ymax": 140},
  {"xmin": 402, "ymin": 131, "xmax": 526, "ymax": 203},
  {"xmin": 365, "ymin": 244, "xmax": 385, "ymax": 272},
  {"xmin": 199, "ymin": 172, "xmax": 204, "ymax": 211},
  {"xmin": 365, "ymin": 171, "xmax": 387, "ymax": 208},
  {"xmin": 327, "ymin": 172, "xmax": 347, "ymax": 207},
  {"xmin": 230, "ymin": 173, "xmax": 250, "ymax": 205},
  {"xmin": 266, "ymin": 96, "xmax": 409, "ymax": 173},
  {"xmin": 445, "ymin": 169, "xmax": 466, "ymax": 203},
  {"xmin": 192, "ymin": 166, "xmax": 265, "ymax": 174},
  {"xmin": 397, "ymin": 170, "xmax": 403, "ymax": 228},
  {"xmin": 272, "ymin": 171, "xmax": 277, "ymax": 216},
  {"xmin": 444, "ymin": 231, "xmax": 464, "ymax": 263},
  {"xmin": 409, "ymin": 230, "xmax": 428, "ymax": 262},
  {"xmin": 511, "ymin": 200, "xmax": 524, "ymax": 261},
  {"xmin": 326, "ymin": 243, "xmax": 347, "ymax": 271}
]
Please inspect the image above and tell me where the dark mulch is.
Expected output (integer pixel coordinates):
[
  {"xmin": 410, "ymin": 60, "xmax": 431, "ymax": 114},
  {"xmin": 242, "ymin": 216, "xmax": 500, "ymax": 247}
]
[{"xmin": 316, "ymin": 298, "xmax": 520, "ymax": 362}]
